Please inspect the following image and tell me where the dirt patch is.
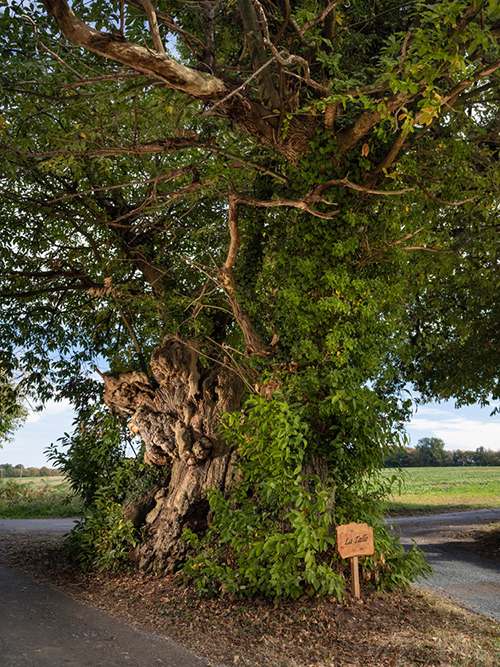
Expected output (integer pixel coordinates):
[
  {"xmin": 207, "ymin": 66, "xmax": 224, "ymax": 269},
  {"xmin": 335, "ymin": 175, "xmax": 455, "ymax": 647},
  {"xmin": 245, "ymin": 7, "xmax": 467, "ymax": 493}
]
[
  {"xmin": 0, "ymin": 532, "xmax": 499, "ymax": 667},
  {"xmin": 456, "ymin": 524, "xmax": 500, "ymax": 563},
  {"xmin": 405, "ymin": 521, "xmax": 500, "ymax": 563}
]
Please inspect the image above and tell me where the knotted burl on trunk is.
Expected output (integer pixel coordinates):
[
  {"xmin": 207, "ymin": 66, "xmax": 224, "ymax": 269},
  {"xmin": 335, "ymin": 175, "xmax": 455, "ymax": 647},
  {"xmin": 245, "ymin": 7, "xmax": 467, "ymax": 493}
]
[{"xmin": 102, "ymin": 336, "xmax": 245, "ymax": 572}]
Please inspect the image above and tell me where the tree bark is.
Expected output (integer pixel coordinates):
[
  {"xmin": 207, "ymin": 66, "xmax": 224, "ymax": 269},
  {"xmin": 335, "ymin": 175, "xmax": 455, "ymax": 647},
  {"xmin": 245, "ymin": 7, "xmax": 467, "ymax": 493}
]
[
  {"xmin": 42, "ymin": 0, "xmax": 226, "ymax": 98},
  {"xmin": 103, "ymin": 335, "xmax": 245, "ymax": 572}
]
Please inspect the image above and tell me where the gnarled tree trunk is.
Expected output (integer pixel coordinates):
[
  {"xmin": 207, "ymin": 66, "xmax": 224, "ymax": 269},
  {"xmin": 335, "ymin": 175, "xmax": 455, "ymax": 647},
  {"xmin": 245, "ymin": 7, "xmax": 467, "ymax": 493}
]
[{"xmin": 103, "ymin": 336, "xmax": 245, "ymax": 572}]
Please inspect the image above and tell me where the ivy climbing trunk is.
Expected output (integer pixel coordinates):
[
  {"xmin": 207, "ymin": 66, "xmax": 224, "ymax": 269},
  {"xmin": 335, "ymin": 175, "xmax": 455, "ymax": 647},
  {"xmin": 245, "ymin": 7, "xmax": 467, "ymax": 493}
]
[{"xmin": 102, "ymin": 336, "xmax": 245, "ymax": 572}]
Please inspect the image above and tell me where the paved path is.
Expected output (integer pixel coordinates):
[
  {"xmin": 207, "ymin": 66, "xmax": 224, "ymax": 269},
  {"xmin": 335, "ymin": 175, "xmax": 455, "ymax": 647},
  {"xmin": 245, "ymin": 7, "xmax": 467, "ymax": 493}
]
[
  {"xmin": 0, "ymin": 518, "xmax": 77, "ymax": 536},
  {"xmin": 0, "ymin": 521, "xmax": 208, "ymax": 667},
  {"xmin": 391, "ymin": 508, "xmax": 500, "ymax": 621}
]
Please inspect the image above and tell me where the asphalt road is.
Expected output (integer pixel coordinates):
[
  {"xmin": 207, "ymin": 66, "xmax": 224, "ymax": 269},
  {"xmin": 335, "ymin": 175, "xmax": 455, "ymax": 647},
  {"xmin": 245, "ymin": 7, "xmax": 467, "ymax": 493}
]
[
  {"xmin": 0, "ymin": 518, "xmax": 77, "ymax": 536},
  {"xmin": 390, "ymin": 508, "xmax": 500, "ymax": 621},
  {"xmin": 0, "ymin": 520, "xmax": 208, "ymax": 667}
]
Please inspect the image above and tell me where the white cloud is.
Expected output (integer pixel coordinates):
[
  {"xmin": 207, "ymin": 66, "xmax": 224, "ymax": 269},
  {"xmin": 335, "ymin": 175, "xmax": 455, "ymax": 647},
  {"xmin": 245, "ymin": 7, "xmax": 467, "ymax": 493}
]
[
  {"xmin": 26, "ymin": 399, "xmax": 73, "ymax": 423},
  {"xmin": 407, "ymin": 405, "xmax": 500, "ymax": 451},
  {"xmin": 410, "ymin": 405, "xmax": 453, "ymax": 418}
]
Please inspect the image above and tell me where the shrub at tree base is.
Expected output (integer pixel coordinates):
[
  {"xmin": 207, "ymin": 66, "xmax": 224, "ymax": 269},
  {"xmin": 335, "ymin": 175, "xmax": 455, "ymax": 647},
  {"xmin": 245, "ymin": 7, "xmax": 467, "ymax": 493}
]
[
  {"xmin": 47, "ymin": 408, "xmax": 164, "ymax": 571},
  {"xmin": 182, "ymin": 398, "xmax": 430, "ymax": 598},
  {"xmin": 64, "ymin": 500, "xmax": 138, "ymax": 572},
  {"xmin": 0, "ymin": 0, "xmax": 498, "ymax": 596}
]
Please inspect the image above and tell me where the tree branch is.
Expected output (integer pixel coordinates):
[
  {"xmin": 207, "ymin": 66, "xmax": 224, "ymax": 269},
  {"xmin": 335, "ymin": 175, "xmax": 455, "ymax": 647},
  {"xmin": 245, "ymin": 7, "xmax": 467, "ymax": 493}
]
[
  {"xmin": 336, "ymin": 93, "xmax": 409, "ymax": 155},
  {"xmin": 136, "ymin": 0, "xmax": 166, "ymax": 55},
  {"xmin": 200, "ymin": 2, "xmax": 216, "ymax": 72},
  {"xmin": 126, "ymin": 0, "xmax": 205, "ymax": 56},
  {"xmin": 366, "ymin": 60, "xmax": 500, "ymax": 181},
  {"xmin": 367, "ymin": 131, "xmax": 410, "ymax": 183},
  {"xmin": 113, "ymin": 297, "xmax": 151, "ymax": 378},
  {"xmin": 43, "ymin": 166, "xmax": 193, "ymax": 204},
  {"xmin": 250, "ymin": 0, "xmax": 329, "ymax": 95},
  {"xmin": 22, "ymin": 14, "xmax": 84, "ymax": 80},
  {"xmin": 296, "ymin": 1, "xmax": 340, "ymax": 38},
  {"xmin": 237, "ymin": 0, "xmax": 281, "ymax": 109},
  {"xmin": 224, "ymin": 186, "xmax": 243, "ymax": 273},
  {"xmin": 207, "ymin": 57, "xmax": 276, "ymax": 113},
  {"xmin": 440, "ymin": 58, "xmax": 500, "ymax": 106},
  {"xmin": 42, "ymin": 0, "xmax": 226, "ymax": 98},
  {"xmin": 0, "ymin": 284, "xmax": 92, "ymax": 298},
  {"xmin": 313, "ymin": 176, "xmax": 414, "ymax": 198},
  {"xmin": 1, "ymin": 138, "xmax": 288, "ymax": 184},
  {"xmin": 59, "ymin": 72, "xmax": 145, "ymax": 87},
  {"xmin": 237, "ymin": 193, "xmax": 340, "ymax": 219},
  {"xmin": 359, "ymin": 227, "xmax": 424, "ymax": 267},
  {"xmin": 217, "ymin": 185, "xmax": 266, "ymax": 355},
  {"xmin": 401, "ymin": 175, "xmax": 478, "ymax": 207},
  {"xmin": 273, "ymin": 0, "xmax": 290, "ymax": 46}
]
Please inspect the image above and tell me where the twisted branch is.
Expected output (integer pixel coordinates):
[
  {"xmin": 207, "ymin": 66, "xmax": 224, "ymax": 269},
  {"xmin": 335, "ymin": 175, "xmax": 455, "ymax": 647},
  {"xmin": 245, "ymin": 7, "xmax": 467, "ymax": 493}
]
[{"xmin": 217, "ymin": 185, "xmax": 266, "ymax": 355}]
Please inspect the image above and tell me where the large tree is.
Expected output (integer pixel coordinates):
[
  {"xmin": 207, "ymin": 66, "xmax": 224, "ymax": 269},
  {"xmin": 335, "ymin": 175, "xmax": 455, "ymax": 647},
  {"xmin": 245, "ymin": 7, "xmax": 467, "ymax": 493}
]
[{"xmin": 0, "ymin": 0, "xmax": 499, "ymax": 595}]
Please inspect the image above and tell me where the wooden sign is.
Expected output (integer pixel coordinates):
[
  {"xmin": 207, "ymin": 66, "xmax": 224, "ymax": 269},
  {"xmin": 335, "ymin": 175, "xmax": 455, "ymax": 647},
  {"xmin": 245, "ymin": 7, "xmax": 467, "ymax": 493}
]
[
  {"xmin": 336, "ymin": 522, "xmax": 374, "ymax": 599},
  {"xmin": 336, "ymin": 522, "xmax": 374, "ymax": 559}
]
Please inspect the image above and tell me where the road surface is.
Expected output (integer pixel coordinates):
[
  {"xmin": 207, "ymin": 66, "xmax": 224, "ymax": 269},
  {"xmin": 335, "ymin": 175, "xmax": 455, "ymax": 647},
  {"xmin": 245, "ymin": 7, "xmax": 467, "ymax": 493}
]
[
  {"xmin": 0, "ymin": 519, "xmax": 208, "ymax": 667},
  {"xmin": 390, "ymin": 508, "xmax": 500, "ymax": 621}
]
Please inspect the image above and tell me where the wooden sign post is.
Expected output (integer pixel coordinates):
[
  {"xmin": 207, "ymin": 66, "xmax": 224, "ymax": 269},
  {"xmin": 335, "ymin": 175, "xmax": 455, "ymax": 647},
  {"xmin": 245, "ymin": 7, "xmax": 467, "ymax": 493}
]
[{"xmin": 336, "ymin": 522, "xmax": 374, "ymax": 599}]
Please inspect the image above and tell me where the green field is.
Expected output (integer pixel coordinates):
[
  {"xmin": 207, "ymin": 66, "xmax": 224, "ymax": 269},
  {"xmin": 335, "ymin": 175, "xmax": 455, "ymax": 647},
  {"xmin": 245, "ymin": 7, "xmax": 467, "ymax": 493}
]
[
  {"xmin": 0, "ymin": 477, "xmax": 82, "ymax": 519},
  {"xmin": 2, "ymin": 469, "xmax": 499, "ymax": 519},
  {"xmin": 385, "ymin": 466, "xmax": 500, "ymax": 515}
]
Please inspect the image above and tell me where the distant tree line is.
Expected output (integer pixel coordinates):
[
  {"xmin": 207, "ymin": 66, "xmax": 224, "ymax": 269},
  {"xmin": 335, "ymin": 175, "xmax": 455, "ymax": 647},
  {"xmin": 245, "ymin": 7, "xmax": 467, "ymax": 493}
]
[
  {"xmin": 385, "ymin": 438, "xmax": 500, "ymax": 467},
  {"xmin": 0, "ymin": 463, "xmax": 62, "ymax": 478}
]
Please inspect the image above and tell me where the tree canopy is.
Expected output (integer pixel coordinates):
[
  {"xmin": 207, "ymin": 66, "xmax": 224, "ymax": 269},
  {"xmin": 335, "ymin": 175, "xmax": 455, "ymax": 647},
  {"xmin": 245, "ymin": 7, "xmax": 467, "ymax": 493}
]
[
  {"xmin": 414, "ymin": 437, "xmax": 448, "ymax": 466},
  {"xmin": 0, "ymin": 372, "xmax": 27, "ymax": 444},
  {"xmin": 0, "ymin": 0, "xmax": 499, "ymax": 596}
]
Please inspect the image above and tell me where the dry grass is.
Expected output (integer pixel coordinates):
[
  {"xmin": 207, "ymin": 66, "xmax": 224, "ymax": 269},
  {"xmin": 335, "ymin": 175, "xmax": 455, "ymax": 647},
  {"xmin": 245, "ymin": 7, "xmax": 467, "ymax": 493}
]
[{"xmin": 11, "ymin": 475, "xmax": 68, "ymax": 487}]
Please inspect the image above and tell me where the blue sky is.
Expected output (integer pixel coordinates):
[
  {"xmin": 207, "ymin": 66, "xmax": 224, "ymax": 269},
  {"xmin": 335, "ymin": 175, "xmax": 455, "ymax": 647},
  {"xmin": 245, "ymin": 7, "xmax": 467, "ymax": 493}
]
[
  {"xmin": 0, "ymin": 399, "xmax": 75, "ymax": 468},
  {"xmin": 1, "ymin": 397, "xmax": 499, "ymax": 467}
]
